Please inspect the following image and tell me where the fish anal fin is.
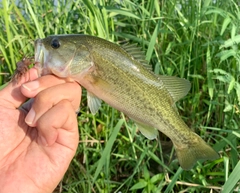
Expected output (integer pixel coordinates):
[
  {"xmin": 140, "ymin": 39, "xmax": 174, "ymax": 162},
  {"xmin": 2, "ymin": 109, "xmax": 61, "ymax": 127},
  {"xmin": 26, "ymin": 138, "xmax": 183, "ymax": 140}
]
[
  {"xmin": 159, "ymin": 75, "xmax": 191, "ymax": 103},
  {"xmin": 135, "ymin": 121, "xmax": 158, "ymax": 140},
  {"xmin": 87, "ymin": 91, "xmax": 102, "ymax": 114},
  {"xmin": 173, "ymin": 133, "xmax": 219, "ymax": 170}
]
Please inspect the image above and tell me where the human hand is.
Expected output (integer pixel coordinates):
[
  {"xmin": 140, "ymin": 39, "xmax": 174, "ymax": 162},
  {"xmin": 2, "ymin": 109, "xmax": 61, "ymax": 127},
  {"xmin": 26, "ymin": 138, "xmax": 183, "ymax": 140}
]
[{"xmin": 0, "ymin": 68, "xmax": 81, "ymax": 193}]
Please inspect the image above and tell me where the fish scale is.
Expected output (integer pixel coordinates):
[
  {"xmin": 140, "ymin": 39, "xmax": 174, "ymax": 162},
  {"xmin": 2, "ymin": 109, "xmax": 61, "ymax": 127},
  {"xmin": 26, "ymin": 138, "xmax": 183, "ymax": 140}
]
[{"xmin": 34, "ymin": 34, "xmax": 219, "ymax": 170}]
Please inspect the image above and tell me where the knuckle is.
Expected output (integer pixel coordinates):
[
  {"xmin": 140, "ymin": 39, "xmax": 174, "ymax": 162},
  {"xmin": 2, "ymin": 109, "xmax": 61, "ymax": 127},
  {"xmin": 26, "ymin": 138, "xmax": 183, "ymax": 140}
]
[
  {"xmin": 59, "ymin": 99, "xmax": 72, "ymax": 109},
  {"xmin": 34, "ymin": 91, "xmax": 52, "ymax": 106}
]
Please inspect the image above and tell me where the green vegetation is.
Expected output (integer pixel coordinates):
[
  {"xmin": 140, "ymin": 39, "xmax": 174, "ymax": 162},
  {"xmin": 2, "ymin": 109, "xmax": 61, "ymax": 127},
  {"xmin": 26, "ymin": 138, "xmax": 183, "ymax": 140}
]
[{"xmin": 0, "ymin": 0, "xmax": 240, "ymax": 192}]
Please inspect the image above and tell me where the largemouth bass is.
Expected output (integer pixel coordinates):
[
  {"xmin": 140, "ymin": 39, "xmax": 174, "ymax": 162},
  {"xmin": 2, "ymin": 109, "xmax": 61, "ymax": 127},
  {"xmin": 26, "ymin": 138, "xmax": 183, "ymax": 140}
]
[{"xmin": 34, "ymin": 34, "xmax": 219, "ymax": 170}]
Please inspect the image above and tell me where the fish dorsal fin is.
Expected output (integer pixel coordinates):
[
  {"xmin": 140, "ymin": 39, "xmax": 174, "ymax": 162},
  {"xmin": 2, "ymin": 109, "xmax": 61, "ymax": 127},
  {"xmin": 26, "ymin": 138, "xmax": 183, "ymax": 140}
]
[
  {"xmin": 159, "ymin": 75, "xmax": 191, "ymax": 103},
  {"xmin": 121, "ymin": 43, "xmax": 151, "ymax": 69},
  {"xmin": 135, "ymin": 121, "xmax": 158, "ymax": 140},
  {"xmin": 87, "ymin": 91, "xmax": 102, "ymax": 114}
]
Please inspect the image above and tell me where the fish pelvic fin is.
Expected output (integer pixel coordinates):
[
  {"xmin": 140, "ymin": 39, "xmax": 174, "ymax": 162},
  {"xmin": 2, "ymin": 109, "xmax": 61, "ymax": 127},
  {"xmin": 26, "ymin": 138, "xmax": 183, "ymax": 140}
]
[{"xmin": 173, "ymin": 133, "xmax": 219, "ymax": 170}]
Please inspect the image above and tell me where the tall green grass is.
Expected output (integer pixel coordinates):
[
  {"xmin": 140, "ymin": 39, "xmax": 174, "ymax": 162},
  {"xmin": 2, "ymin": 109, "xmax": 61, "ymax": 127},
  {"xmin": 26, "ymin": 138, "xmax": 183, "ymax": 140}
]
[{"xmin": 1, "ymin": 0, "xmax": 240, "ymax": 192}]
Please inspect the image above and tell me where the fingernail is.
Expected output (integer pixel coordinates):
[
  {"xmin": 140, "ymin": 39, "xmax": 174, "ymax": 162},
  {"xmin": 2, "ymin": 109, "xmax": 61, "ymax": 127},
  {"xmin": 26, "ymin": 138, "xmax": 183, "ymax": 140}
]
[
  {"xmin": 22, "ymin": 80, "xmax": 39, "ymax": 91},
  {"xmin": 25, "ymin": 108, "xmax": 35, "ymax": 125},
  {"xmin": 40, "ymin": 135, "xmax": 48, "ymax": 146}
]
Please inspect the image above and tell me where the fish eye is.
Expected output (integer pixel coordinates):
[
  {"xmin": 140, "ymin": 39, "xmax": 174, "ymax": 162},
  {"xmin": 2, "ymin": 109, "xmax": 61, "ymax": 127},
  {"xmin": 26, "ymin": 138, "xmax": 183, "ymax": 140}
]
[{"xmin": 51, "ymin": 38, "xmax": 60, "ymax": 49}]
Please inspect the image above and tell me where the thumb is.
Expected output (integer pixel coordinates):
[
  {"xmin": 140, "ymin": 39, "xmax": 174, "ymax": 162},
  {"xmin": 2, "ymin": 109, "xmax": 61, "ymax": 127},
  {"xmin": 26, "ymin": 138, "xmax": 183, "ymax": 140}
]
[{"xmin": 0, "ymin": 68, "xmax": 39, "ymax": 109}]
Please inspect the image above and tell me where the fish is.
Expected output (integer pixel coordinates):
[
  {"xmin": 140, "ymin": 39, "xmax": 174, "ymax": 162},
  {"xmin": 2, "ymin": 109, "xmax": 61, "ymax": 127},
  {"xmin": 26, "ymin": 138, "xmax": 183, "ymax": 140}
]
[{"xmin": 34, "ymin": 34, "xmax": 219, "ymax": 170}]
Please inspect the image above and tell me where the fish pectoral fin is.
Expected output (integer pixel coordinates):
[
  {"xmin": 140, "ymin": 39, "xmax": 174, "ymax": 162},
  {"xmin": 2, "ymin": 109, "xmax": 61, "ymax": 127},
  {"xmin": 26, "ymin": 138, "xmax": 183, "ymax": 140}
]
[
  {"xmin": 135, "ymin": 121, "xmax": 158, "ymax": 140},
  {"xmin": 87, "ymin": 91, "xmax": 102, "ymax": 114},
  {"xmin": 159, "ymin": 75, "xmax": 191, "ymax": 103}
]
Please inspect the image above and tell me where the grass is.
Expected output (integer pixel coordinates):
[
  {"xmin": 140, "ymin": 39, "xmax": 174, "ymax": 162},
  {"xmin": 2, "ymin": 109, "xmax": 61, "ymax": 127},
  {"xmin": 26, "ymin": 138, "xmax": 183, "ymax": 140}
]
[{"xmin": 0, "ymin": 0, "xmax": 240, "ymax": 192}]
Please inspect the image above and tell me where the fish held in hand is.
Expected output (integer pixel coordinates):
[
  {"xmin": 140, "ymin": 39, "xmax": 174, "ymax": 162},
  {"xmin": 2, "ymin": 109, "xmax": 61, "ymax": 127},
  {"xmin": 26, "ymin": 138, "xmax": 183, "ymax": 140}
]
[{"xmin": 34, "ymin": 34, "xmax": 219, "ymax": 170}]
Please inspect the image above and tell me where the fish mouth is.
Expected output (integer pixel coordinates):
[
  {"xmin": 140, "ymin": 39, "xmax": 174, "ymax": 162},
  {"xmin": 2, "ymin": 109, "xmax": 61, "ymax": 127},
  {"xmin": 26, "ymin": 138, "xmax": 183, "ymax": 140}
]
[
  {"xmin": 34, "ymin": 39, "xmax": 43, "ymax": 71},
  {"xmin": 34, "ymin": 39, "xmax": 51, "ymax": 76}
]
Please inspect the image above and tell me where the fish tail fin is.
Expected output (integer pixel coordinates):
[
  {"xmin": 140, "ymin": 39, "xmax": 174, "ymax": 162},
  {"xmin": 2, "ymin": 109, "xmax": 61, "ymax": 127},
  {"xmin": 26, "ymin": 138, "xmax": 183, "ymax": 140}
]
[{"xmin": 173, "ymin": 133, "xmax": 219, "ymax": 170}]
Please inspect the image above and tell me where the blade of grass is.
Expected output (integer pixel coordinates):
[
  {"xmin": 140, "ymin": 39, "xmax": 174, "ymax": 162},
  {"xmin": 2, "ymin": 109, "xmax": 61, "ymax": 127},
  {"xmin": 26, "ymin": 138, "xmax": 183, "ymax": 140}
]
[
  {"xmin": 222, "ymin": 160, "xmax": 240, "ymax": 193},
  {"xmin": 25, "ymin": 0, "xmax": 45, "ymax": 38},
  {"xmin": 2, "ymin": 0, "xmax": 15, "ymax": 72},
  {"xmin": 93, "ymin": 119, "xmax": 123, "ymax": 182},
  {"xmin": 146, "ymin": 20, "xmax": 160, "ymax": 62},
  {"xmin": 164, "ymin": 167, "xmax": 183, "ymax": 193}
]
